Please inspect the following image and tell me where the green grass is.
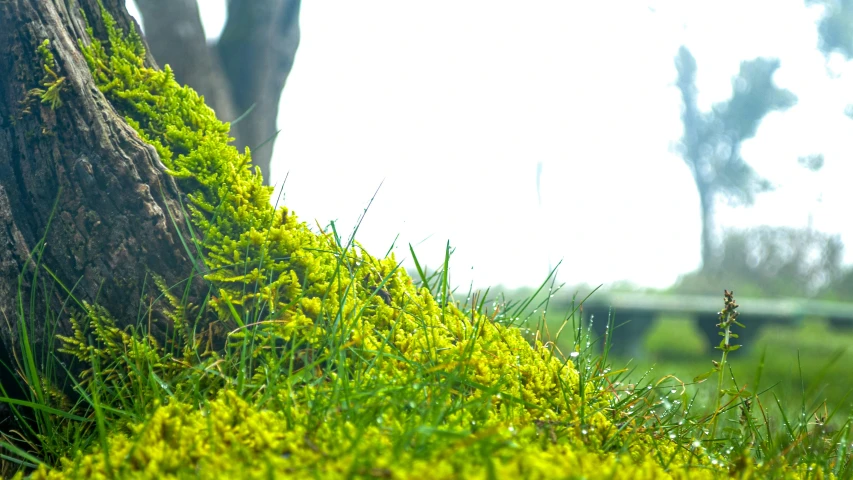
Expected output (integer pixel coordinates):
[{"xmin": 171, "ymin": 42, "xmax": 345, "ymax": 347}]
[
  {"xmin": 5, "ymin": 219, "xmax": 853, "ymax": 478},
  {"xmin": 3, "ymin": 232, "xmax": 853, "ymax": 478},
  {"xmin": 644, "ymin": 316, "xmax": 709, "ymax": 358},
  {"xmin": 529, "ymin": 298, "xmax": 853, "ymax": 420},
  {"xmin": 625, "ymin": 315, "xmax": 853, "ymax": 424}
]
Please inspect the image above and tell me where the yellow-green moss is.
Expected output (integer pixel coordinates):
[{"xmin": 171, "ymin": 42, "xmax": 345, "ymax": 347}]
[
  {"xmin": 32, "ymin": 39, "xmax": 66, "ymax": 110},
  {"xmin": 20, "ymin": 390, "xmax": 826, "ymax": 480},
  {"xmin": 23, "ymin": 391, "xmax": 714, "ymax": 480},
  {"xmin": 20, "ymin": 6, "xmax": 834, "ymax": 480}
]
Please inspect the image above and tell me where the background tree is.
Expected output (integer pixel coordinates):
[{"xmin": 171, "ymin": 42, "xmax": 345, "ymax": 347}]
[
  {"xmin": 806, "ymin": 0, "xmax": 853, "ymax": 122},
  {"xmin": 806, "ymin": 0, "xmax": 853, "ymax": 59},
  {"xmin": 803, "ymin": 0, "xmax": 853, "ymax": 295},
  {"xmin": 674, "ymin": 46, "xmax": 797, "ymax": 270},
  {"xmin": 132, "ymin": 0, "xmax": 301, "ymax": 185},
  {"xmin": 671, "ymin": 226, "xmax": 845, "ymax": 298}
]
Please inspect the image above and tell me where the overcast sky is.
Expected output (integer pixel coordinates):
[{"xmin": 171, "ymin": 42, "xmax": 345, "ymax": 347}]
[{"xmin": 127, "ymin": 0, "xmax": 853, "ymax": 291}]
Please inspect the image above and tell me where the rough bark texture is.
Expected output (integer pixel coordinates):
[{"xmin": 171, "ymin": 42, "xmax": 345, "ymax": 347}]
[
  {"xmin": 134, "ymin": 0, "xmax": 301, "ymax": 185},
  {"xmin": 0, "ymin": 0, "xmax": 212, "ymax": 421}
]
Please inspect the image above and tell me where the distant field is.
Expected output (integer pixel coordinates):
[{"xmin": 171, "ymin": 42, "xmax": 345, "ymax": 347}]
[{"xmin": 563, "ymin": 314, "xmax": 853, "ymax": 426}]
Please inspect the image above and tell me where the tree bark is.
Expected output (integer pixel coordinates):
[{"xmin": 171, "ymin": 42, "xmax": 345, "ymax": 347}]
[
  {"xmin": 134, "ymin": 0, "xmax": 301, "ymax": 185},
  {"xmin": 0, "ymin": 0, "xmax": 212, "ymax": 418}
]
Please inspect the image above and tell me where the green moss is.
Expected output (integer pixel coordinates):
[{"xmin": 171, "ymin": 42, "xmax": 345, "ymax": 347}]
[
  {"xmin": 32, "ymin": 39, "xmax": 67, "ymax": 110},
  {"xmin": 22, "ymin": 390, "xmax": 714, "ymax": 480},
  {"xmin": 15, "ymin": 6, "xmax": 837, "ymax": 480}
]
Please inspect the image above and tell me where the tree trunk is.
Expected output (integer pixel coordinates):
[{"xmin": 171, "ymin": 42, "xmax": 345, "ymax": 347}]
[
  {"xmin": 699, "ymin": 185, "xmax": 716, "ymax": 271},
  {"xmin": 0, "ymin": 0, "xmax": 212, "ymax": 419},
  {"xmin": 134, "ymin": 0, "xmax": 301, "ymax": 185}
]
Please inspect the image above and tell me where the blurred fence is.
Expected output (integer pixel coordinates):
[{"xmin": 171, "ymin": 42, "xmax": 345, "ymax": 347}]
[{"xmin": 569, "ymin": 292, "xmax": 853, "ymax": 357}]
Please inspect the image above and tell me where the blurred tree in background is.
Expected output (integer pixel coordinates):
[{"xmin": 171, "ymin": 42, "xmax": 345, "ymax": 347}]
[
  {"xmin": 807, "ymin": 0, "xmax": 853, "ymax": 59},
  {"xmin": 674, "ymin": 47, "xmax": 797, "ymax": 271},
  {"xmin": 131, "ymin": 0, "xmax": 301, "ymax": 184},
  {"xmin": 671, "ymin": 227, "xmax": 845, "ymax": 299},
  {"xmin": 807, "ymin": 0, "xmax": 853, "ymax": 121},
  {"xmin": 800, "ymin": 0, "xmax": 853, "ymax": 298}
]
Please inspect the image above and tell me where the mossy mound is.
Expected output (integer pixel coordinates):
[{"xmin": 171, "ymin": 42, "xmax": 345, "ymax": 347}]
[
  {"xmin": 25, "ymin": 391, "xmax": 701, "ymax": 480},
  {"xmin": 13, "ymin": 7, "xmax": 833, "ymax": 480}
]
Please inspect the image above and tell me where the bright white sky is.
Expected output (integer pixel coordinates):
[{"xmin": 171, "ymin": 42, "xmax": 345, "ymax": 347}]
[{"xmin": 127, "ymin": 0, "xmax": 853, "ymax": 291}]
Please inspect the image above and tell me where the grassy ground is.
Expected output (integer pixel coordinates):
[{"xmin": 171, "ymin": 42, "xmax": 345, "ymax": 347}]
[
  {"xmin": 537, "ymin": 308, "xmax": 853, "ymax": 431},
  {"xmin": 639, "ymin": 316, "xmax": 853, "ymax": 424},
  {"xmin": 3, "ymin": 10, "xmax": 852, "ymax": 477},
  {"xmin": 3, "ymin": 266, "xmax": 853, "ymax": 478}
]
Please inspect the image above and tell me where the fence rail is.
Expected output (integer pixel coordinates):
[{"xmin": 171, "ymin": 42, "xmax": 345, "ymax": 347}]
[{"xmin": 559, "ymin": 292, "xmax": 853, "ymax": 357}]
